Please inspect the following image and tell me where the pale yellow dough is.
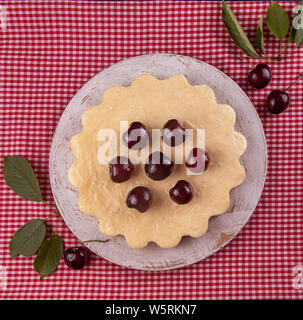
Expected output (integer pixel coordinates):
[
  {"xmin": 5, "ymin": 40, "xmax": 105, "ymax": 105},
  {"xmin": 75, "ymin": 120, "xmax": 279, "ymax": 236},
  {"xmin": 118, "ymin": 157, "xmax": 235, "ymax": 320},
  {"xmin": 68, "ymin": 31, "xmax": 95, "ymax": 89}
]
[{"xmin": 68, "ymin": 74, "xmax": 247, "ymax": 249}]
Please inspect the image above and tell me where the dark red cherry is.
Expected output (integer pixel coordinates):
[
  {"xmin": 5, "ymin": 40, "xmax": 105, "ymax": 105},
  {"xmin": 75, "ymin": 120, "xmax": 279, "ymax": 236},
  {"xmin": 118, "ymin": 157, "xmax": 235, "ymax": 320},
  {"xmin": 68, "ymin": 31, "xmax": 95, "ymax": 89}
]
[
  {"xmin": 145, "ymin": 151, "xmax": 174, "ymax": 180},
  {"xmin": 162, "ymin": 119, "xmax": 186, "ymax": 147},
  {"xmin": 109, "ymin": 156, "xmax": 134, "ymax": 183},
  {"xmin": 64, "ymin": 247, "xmax": 90, "ymax": 270},
  {"xmin": 266, "ymin": 90, "xmax": 289, "ymax": 114},
  {"xmin": 169, "ymin": 180, "xmax": 194, "ymax": 204},
  {"xmin": 186, "ymin": 148, "xmax": 209, "ymax": 174},
  {"xmin": 122, "ymin": 121, "xmax": 149, "ymax": 150},
  {"xmin": 126, "ymin": 186, "xmax": 152, "ymax": 213},
  {"xmin": 248, "ymin": 64, "xmax": 272, "ymax": 89}
]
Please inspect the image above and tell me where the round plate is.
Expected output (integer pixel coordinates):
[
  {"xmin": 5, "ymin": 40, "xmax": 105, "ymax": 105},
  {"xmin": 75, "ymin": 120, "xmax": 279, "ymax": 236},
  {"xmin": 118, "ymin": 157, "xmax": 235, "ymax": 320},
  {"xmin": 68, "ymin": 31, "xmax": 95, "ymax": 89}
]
[{"xmin": 49, "ymin": 53, "xmax": 267, "ymax": 271}]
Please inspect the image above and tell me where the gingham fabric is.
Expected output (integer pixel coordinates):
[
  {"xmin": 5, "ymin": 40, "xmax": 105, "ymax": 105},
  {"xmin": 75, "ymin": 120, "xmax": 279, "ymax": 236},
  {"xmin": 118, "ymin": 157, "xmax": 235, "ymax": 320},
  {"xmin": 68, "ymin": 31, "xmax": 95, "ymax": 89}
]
[{"xmin": 0, "ymin": 0, "xmax": 302, "ymax": 300}]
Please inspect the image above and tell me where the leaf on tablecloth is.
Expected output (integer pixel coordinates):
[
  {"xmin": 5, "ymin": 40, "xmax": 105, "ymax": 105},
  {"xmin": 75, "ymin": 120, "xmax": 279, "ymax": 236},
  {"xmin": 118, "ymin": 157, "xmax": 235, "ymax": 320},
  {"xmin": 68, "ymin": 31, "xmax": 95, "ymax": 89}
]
[
  {"xmin": 266, "ymin": 2, "xmax": 289, "ymax": 41},
  {"xmin": 3, "ymin": 156, "xmax": 43, "ymax": 202},
  {"xmin": 289, "ymin": 0, "xmax": 303, "ymax": 46},
  {"xmin": 256, "ymin": 18, "xmax": 266, "ymax": 54},
  {"xmin": 33, "ymin": 232, "xmax": 63, "ymax": 279},
  {"xmin": 9, "ymin": 219, "xmax": 46, "ymax": 259},
  {"xmin": 221, "ymin": 0, "xmax": 260, "ymax": 59}
]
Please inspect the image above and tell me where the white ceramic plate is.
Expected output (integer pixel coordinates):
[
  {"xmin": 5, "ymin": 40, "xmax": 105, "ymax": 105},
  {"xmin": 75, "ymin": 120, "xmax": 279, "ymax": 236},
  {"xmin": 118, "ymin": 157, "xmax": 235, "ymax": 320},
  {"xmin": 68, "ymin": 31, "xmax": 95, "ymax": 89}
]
[{"xmin": 49, "ymin": 54, "xmax": 267, "ymax": 271}]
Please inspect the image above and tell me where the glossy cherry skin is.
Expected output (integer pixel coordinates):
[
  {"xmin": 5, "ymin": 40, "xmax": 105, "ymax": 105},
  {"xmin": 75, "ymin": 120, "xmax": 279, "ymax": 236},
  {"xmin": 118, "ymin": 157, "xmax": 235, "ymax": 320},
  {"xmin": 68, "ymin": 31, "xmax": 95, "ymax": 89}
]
[
  {"xmin": 109, "ymin": 156, "xmax": 134, "ymax": 183},
  {"xmin": 266, "ymin": 90, "xmax": 290, "ymax": 114},
  {"xmin": 186, "ymin": 148, "xmax": 209, "ymax": 174},
  {"xmin": 161, "ymin": 119, "xmax": 186, "ymax": 147},
  {"xmin": 122, "ymin": 121, "xmax": 149, "ymax": 150},
  {"xmin": 64, "ymin": 247, "xmax": 90, "ymax": 270},
  {"xmin": 248, "ymin": 64, "xmax": 272, "ymax": 89},
  {"xmin": 145, "ymin": 151, "xmax": 174, "ymax": 180},
  {"xmin": 126, "ymin": 186, "xmax": 153, "ymax": 213},
  {"xmin": 169, "ymin": 180, "xmax": 194, "ymax": 204}
]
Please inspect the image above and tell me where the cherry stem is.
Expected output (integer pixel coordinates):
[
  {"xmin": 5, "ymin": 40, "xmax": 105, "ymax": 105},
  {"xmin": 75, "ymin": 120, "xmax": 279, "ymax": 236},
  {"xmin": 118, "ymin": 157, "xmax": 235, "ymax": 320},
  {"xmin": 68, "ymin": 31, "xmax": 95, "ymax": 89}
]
[
  {"xmin": 81, "ymin": 239, "xmax": 109, "ymax": 245},
  {"xmin": 279, "ymin": 40, "xmax": 283, "ymax": 57},
  {"xmin": 280, "ymin": 46, "xmax": 297, "ymax": 60},
  {"xmin": 43, "ymin": 213, "xmax": 60, "ymax": 221},
  {"xmin": 285, "ymin": 73, "xmax": 303, "ymax": 91},
  {"xmin": 260, "ymin": 54, "xmax": 281, "ymax": 63},
  {"xmin": 282, "ymin": 40, "xmax": 289, "ymax": 52},
  {"xmin": 240, "ymin": 57, "xmax": 254, "ymax": 68},
  {"xmin": 259, "ymin": 40, "xmax": 297, "ymax": 64},
  {"xmin": 43, "ymin": 200, "xmax": 60, "ymax": 214}
]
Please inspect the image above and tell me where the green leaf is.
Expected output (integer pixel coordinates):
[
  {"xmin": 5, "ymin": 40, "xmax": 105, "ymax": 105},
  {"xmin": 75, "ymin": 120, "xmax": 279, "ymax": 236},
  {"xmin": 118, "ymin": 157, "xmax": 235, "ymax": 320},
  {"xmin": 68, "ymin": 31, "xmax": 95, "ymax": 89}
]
[
  {"xmin": 266, "ymin": 2, "xmax": 290, "ymax": 40},
  {"xmin": 9, "ymin": 219, "xmax": 46, "ymax": 259},
  {"xmin": 288, "ymin": 25, "xmax": 296, "ymax": 43},
  {"xmin": 33, "ymin": 232, "xmax": 63, "ymax": 278},
  {"xmin": 288, "ymin": 1, "xmax": 303, "ymax": 44},
  {"xmin": 294, "ymin": 2, "xmax": 303, "ymax": 47},
  {"xmin": 295, "ymin": 30, "xmax": 303, "ymax": 47},
  {"xmin": 3, "ymin": 156, "xmax": 42, "ymax": 202},
  {"xmin": 256, "ymin": 18, "xmax": 266, "ymax": 54},
  {"xmin": 221, "ymin": 0, "xmax": 260, "ymax": 59}
]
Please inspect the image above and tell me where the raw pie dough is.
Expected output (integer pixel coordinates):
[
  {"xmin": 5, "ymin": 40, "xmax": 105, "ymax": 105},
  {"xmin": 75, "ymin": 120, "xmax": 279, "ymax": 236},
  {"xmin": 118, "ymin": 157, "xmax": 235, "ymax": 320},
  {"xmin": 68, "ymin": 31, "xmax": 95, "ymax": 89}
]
[{"xmin": 69, "ymin": 74, "xmax": 247, "ymax": 249}]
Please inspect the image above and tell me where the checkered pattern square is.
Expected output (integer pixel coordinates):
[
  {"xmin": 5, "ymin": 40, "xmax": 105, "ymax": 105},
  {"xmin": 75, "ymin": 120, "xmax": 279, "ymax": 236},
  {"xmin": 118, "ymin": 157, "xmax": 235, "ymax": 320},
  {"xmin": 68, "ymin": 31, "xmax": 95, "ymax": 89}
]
[{"xmin": 0, "ymin": 0, "xmax": 302, "ymax": 300}]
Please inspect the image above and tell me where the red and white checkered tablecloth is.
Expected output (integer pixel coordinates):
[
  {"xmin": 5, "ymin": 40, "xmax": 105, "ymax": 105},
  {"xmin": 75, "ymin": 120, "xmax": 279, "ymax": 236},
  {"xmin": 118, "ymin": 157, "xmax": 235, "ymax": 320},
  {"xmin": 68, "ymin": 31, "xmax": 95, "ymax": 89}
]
[{"xmin": 0, "ymin": 0, "xmax": 302, "ymax": 300}]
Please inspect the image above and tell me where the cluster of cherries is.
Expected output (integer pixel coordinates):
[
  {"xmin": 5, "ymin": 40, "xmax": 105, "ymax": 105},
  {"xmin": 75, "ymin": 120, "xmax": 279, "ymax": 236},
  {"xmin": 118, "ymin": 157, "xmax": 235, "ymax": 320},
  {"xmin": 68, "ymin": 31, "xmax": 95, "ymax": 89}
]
[
  {"xmin": 64, "ymin": 119, "xmax": 209, "ymax": 270},
  {"xmin": 248, "ymin": 64, "xmax": 302, "ymax": 114},
  {"xmin": 110, "ymin": 120, "xmax": 209, "ymax": 213}
]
